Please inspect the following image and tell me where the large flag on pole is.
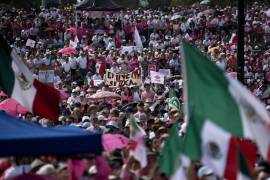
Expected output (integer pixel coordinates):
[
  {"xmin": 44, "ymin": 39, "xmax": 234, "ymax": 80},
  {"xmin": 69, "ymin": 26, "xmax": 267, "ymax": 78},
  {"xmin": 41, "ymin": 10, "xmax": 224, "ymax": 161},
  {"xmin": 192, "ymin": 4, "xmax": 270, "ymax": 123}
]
[
  {"xmin": 134, "ymin": 26, "xmax": 143, "ymax": 48},
  {"xmin": 0, "ymin": 35, "xmax": 60, "ymax": 121},
  {"xmin": 181, "ymin": 42, "xmax": 270, "ymax": 179}
]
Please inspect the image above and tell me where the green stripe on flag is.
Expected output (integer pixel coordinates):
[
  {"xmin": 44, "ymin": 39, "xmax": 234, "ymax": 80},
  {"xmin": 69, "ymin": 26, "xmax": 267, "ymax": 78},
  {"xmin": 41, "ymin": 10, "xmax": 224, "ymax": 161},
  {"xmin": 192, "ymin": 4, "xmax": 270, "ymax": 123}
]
[
  {"xmin": 0, "ymin": 47, "xmax": 15, "ymax": 96},
  {"xmin": 158, "ymin": 125, "xmax": 182, "ymax": 177},
  {"xmin": 182, "ymin": 42, "xmax": 244, "ymax": 161},
  {"xmin": 183, "ymin": 42, "xmax": 243, "ymax": 135},
  {"xmin": 129, "ymin": 116, "xmax": 142, "ymax": 137}
]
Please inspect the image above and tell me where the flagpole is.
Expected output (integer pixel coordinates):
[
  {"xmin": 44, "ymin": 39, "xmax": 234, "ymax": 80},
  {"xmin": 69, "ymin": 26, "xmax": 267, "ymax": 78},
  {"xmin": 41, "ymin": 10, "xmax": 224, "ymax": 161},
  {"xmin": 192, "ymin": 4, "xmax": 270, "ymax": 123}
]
[{"xmin": 237, "ymin": 0, "xmax": 245, "ymax": 84}]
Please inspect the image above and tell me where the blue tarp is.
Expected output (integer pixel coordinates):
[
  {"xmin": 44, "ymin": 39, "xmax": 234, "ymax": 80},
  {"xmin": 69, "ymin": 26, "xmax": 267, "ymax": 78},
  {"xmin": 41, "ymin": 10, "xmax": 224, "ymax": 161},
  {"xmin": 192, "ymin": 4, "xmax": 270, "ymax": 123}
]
[{"xmin": 0, "ymin": 112, "xmax": 102, "ymax": 156}]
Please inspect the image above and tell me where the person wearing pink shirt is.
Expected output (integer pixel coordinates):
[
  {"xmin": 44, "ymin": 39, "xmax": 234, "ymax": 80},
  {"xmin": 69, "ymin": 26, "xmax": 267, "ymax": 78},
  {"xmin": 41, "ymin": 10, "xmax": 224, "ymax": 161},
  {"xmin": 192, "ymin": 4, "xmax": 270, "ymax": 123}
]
[{"xmin": 141, "ymin": 84, "xmax": 155, "ymax": 102}]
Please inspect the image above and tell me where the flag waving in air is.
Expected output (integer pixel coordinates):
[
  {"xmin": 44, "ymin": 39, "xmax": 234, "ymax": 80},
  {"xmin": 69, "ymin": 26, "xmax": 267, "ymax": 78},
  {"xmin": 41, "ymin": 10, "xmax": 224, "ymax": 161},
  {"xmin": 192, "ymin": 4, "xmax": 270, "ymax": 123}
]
[
  {"xmin": 168, "ymin": 90, "xmax": 181, "ymax": 111},
  {"xmin": 134, "ymin": 26, "xmax": 143, "ymax": 48},
  {"xmin": 181, "ymin": 42, "xmax": 270, "ymax": 179},
  {"xmin": 128, "ymin": 116, "xmax": 147, "ymax": 168},
  {"xmin": 0, "ymin": 35, "xmax": 60, "ymax": 121},
  {"xmin": 158, "ymin": 125, "xmax": 188, "ymax": 180}
]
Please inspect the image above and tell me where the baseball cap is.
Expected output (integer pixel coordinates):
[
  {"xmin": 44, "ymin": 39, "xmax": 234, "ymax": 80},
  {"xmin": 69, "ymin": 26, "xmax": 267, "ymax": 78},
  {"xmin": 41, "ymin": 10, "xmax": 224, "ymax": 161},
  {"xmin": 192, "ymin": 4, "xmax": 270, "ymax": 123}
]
[{"xmin": 197, "ymin": 166, "xmax": 214, "ymax": 178}]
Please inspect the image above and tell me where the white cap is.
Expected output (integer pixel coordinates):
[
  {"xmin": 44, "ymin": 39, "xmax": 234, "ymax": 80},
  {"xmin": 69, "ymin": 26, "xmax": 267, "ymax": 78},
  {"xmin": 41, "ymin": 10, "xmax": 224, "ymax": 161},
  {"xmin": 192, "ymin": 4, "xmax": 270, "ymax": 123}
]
[
  {"xmin": 75, "ymin": 86, "xmax": 80, "ymax": 91},
  {"xmin": 97, "ymin": 115, "xmax": 106, "ymax": 121},
  {"xmin": 197, "ymin": 166, "xmax": 214, "ymax": 178},
  {"xmin": 72, "ymin": 89, "xmax": 77, "ymax": 93},
  {"xmin": 36, "ymin": 164, "xmax": 56, "ymax": 176},
  {"xmin": 106, "ymin": 121, "xmax": 119, "ymax": 128},
  {"xmin": 82, "ymin": 116, "xmax": 90, "ymax": 122}
]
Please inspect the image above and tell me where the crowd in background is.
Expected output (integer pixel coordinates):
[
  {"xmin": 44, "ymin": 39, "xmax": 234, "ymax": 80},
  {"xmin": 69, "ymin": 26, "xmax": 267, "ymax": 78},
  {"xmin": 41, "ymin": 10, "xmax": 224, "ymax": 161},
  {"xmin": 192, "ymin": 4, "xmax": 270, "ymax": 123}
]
[{"xmin": 0, "ymin": 2, "xmax": 270, "ymax": 179}]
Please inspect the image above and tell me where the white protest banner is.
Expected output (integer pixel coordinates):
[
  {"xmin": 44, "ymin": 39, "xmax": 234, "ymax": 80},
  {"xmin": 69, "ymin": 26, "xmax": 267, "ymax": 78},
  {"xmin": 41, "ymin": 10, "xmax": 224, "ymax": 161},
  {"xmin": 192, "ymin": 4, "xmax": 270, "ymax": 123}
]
[
  {"xmin": 26, "ymin": 39, "xmax": 36, "ymax": 48},
  {"xmin": 159, "ymin": 69, "xmax": 171, "ymax": 78},
  {"xmin": 38, "ymin": 70, "xmax": 54, "ymax": 83},
  {"xmin": 121, "ymin": 46, "xmax": 135, "ymax": 55},
  {"xmin": 148, "ymin": 64, "xmax": 157, "ymax": 77},
  {"xmin": 150, "ymin": 71, "xmax": 164, "ymax": 84},
  {"xmin": 105, "ymin": 69, "xmax": 142, "ymax": 87}
]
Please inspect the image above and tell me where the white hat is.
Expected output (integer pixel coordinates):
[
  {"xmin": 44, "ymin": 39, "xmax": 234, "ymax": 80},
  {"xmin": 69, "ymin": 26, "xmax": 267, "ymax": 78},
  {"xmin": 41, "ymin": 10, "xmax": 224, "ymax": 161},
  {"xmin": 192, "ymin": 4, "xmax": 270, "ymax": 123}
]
[
  {"xmin": 82, "ymin": 116, "xmax": 90, "ymax": 122},
  {"xmin": 79, "ymin": 91, "xmax": 85, "ymax": 97},
  {"xmin": 197, "ymin": 166, "xmax": 214, "ymax": 178},
  {"xmin": 82, "ymin": 122, "xmax": 91, "ymax": 129},
  {"xmin": 88, "ymin": 165, "xmax": 97, "ymax": 174},
  {"xmin": 97, "ymin": 115, "xmax": 106, "ymax": 121},
  {"xmin": 106, "ymin": 121, "xmax": 119, "ymax": 128},
  {"xmin": 36, "ymin": 164, "xmax": 56, "ymax": 176},
  {"xmin": 75, "ymin": 86, "xmax": 80, "ymax": 91},
  {"xmin": 72, "ymin": 89, "xmax": 78, "ymax": 93}
]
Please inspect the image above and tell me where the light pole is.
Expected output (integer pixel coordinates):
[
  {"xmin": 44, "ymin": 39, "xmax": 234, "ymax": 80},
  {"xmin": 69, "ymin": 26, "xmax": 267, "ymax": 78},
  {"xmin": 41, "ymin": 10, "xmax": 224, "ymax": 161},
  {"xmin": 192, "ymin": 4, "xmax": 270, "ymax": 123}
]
[
  {"xmin": 41, "ymin": 0, "xmax": 46, "ymax": 8},
  {"xmin": 237, "ymin": 0, "xmax": 245, "ymax": 84}
]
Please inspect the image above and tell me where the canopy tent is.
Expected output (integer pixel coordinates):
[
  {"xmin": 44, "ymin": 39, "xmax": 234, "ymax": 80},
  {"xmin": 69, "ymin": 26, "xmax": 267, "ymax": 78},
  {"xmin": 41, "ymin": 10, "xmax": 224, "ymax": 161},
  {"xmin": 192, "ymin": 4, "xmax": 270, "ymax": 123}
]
[
  {"xmin": 0, "ymin": 112, "xmax": 102, "ymax": 156},
  {"xmin": 75, "ymin": 0, "xmax": 122, "ymax": 11}
]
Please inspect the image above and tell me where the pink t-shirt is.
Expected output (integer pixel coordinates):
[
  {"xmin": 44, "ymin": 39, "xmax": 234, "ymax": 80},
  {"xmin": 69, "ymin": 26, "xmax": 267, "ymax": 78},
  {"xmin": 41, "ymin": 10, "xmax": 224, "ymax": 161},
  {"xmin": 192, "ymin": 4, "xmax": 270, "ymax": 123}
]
[{"xmin": 141, "ymin": 90, "xmax": 155, "ymax": 101}]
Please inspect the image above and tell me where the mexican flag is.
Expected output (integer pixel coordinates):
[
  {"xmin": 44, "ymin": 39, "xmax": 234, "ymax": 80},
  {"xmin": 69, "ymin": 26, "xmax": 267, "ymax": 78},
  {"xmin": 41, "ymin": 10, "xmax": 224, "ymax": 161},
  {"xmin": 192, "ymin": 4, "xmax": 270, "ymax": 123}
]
[
  {"xmin": 168, "ymin": 90, "xmax": 181, "ymax": 111},
  {"xmin": 181, "ymin": 42, "xmax": 270, "ymax": 179},
  {"xmin": 0, "ymin": 35, "xmax": 60, "ymax": 121},
  {"xmin": 128, "ymin": 116, "xmax": 147, "ymax": 168},
  {"xmin": 95, "ymin": 63, "xmax": 105, "ymax": 76},
  {"xmin": 229, "ymin": 33, "xmax": 237, "ymax": 44},
  {"xmin": 158, "ymin": 125, "xmax": 185, "ymax": 179}
]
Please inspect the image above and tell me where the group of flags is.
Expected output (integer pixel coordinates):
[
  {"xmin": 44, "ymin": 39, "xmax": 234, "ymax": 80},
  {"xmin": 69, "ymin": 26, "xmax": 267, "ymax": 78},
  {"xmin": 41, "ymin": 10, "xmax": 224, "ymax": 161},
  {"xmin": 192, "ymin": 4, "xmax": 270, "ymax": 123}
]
[
  {"xmin": 158, "ymin": 42, "xmax": 270, "ymax": 179},
  {"xmin": 0, "ymin": 32, "xmax": 270, "ymax": 179}
]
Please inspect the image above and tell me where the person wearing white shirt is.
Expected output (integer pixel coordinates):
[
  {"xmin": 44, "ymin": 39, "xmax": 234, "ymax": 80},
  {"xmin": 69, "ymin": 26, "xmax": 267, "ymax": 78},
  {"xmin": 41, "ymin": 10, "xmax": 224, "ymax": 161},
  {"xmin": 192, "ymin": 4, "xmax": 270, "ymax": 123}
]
[
  {"xmin": 67, "ymin": 90, "xmax": 80, "ymax": 105},
  {"xmin": 77, "ymin": 53, "xmax": 88, "ymax": 77},
  {"xmin": 91, "ymin": 73, "xmax": 102, "ymax": 80},
  {"xmin": 53, "ymin": 75, "xmax": 61, "ymax": 84},
  {"xmin": 69, "ymin": 55, "xmax": 77, "ymax": 69},
  {"xmin": 106, "ymin": 38, "xmax": 115, "ymax": 50},
  {"xmin": 43, "ymin": 54, "xmax": 52, "ymax": 66},
  {"xmin": 62, "ymin": 58, "xmax": 71, "ymax": 73},
  {"xmin": 180, "ymin": 22, "xmax": 187, "ymax": 33},
  {"xmin": 3, "ymin": 164, "xmax": 31, "ymax": 179},
  {"xmin": 69, "ymin": 54, "xmax": 77, "ymax": 81},
  {"xmin": 33, "ymin": 57, "xmax": 43, "ymax": 68},
  {"xmin": 110, "ymin": 63, "xmax": 120, "ymax": 74}
]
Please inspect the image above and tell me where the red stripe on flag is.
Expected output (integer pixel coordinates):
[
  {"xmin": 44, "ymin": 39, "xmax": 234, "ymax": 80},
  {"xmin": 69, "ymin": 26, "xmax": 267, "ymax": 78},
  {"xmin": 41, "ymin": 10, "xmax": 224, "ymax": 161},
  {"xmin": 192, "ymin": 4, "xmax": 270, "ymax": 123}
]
[
  {"xmin": 33, "ymin": 80, "xmax": 60, "ymax": 121},
  {"xmin": 238, "ymin": 138, "xmax": 257, "ymax": 174},
  {"xmin": 224, "ymin": 137, "xmax": 238, "ymax": 180},
  {"xmin": 224, "ymin": 137, "xmax": 257, "ymax": 180},
  {"xmin": 267, "ymin": 145, "xmax": 270, "ymax": 162}
]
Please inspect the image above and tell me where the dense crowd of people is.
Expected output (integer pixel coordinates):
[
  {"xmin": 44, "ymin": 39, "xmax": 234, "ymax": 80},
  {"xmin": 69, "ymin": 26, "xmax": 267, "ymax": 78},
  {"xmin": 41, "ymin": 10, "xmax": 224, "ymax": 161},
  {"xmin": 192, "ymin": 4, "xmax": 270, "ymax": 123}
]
[{"xmin": 0, "ymin": 2, "xmax": 270, "ymax": 179}]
